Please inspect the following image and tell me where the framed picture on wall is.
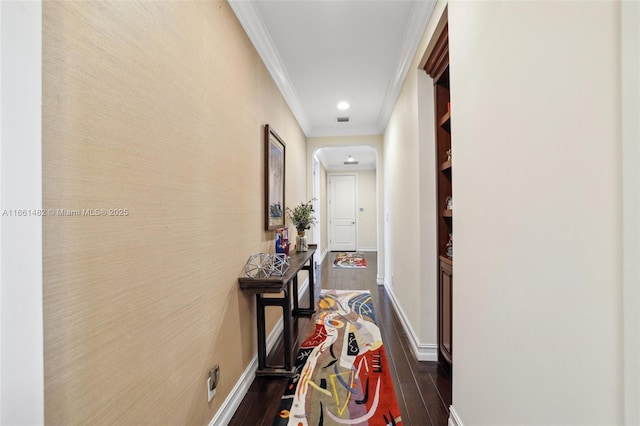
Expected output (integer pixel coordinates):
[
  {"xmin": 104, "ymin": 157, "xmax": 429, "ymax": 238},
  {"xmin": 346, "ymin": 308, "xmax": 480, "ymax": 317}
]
[{"xmin": 265, "ymin": 124, "xmax": 286, "ymax": 230}]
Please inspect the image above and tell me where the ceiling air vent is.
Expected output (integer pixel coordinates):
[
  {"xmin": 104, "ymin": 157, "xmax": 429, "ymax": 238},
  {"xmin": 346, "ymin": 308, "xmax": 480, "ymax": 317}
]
[
  {"xmin": 344, "ymin": 155, "xmax": 358, "ymax": 165},
  {"xmin": 337, "ymin": 116, "xmax": 350, "ymax": 123}
]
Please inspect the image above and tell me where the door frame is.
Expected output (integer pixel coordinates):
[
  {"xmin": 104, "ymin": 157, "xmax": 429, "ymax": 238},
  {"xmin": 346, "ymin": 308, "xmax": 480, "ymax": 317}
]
[{"xmin": 312, "ymin": 156, "xmax": 321, "ymax": 261}]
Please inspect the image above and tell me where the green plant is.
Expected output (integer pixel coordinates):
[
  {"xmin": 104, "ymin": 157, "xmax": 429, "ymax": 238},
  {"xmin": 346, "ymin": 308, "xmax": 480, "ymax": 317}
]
[{"xmin": 286, "ymin": 199, "xmax": 316, "ymax": 232}]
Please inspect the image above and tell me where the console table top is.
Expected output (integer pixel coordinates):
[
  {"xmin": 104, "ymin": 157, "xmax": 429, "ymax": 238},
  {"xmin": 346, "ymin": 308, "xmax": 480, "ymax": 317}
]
[{"xmin": 238, "ymin": 244, "xmax": 317, "ymax": 293}]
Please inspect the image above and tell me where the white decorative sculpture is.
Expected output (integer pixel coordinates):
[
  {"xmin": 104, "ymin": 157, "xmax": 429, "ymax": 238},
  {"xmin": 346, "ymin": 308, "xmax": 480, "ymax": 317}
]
[
  {"xmin": 271, "ymin": 253, "xmax": 290, "ymax": 276},
  {"xmin": 244, "ymin": 253, "xmax": 290, "ymax": 278},
  {"xmin": 244, "ymin": 253, "xmax": 274, "ymax": 278}
]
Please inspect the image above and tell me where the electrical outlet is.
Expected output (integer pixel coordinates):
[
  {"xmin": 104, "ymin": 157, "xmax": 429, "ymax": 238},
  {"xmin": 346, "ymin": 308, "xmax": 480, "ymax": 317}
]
[
  {"xmin": 207, "ymin": 364, "xmax": 220, "ymax": 402},
  {"xmin": 207, "ymin": 377, "xmax": 216, "ymax": 402}
]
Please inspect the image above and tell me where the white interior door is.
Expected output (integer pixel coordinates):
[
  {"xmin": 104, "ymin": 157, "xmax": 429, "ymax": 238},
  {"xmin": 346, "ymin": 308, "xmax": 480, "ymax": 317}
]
[{"xmin": 329, "ymin": 174, "xmax": 356, "ymax": 251}]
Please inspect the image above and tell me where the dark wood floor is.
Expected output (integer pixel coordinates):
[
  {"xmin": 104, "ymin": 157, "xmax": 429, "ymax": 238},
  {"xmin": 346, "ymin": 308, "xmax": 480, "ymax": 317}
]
[{"xmin": 229, "ymin": 252, "xmax": 451, "ymax": 425}]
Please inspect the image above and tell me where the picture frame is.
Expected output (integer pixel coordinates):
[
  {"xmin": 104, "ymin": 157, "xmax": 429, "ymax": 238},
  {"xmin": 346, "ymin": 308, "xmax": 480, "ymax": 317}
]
[{"xmin": 265, "ymin": 124, "xmax": 286, "ymax": 231}]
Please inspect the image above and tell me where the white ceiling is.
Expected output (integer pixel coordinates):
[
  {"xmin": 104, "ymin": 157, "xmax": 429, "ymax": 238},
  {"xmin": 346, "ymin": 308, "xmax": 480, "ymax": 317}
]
[{"xmin": 229, "ymin": 0, "xmax": 435, "ymax": 139}]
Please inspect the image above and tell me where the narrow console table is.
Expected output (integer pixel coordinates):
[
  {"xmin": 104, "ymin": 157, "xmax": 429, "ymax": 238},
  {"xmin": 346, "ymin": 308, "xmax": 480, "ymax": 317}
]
[{"xmin": 238, "ymin": 244, "xmax": 317, "ymax": 377}]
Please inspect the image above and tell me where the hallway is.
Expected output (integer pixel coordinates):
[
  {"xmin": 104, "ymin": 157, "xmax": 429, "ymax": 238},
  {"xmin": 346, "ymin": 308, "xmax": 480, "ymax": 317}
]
[
  {"xmin": 2, "ymin": 1, "xmax": 637, "ymax": 424},
  {"xmin": 229, "ymin": 252, "xmax": 451, "ymax": 425}
]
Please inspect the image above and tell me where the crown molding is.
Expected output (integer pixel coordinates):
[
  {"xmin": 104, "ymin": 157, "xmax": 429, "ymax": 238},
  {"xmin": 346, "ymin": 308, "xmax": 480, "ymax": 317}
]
[
  {"xmin": 377, "ymin": 0, "xmax": 436, "ymax": 130},
  {"xmin": 228, "ymin": 0, "xmax": 311, "ymax": 135}
]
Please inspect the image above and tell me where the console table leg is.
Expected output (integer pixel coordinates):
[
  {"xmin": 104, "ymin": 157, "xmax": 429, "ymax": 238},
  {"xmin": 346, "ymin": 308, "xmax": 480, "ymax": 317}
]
[
  {"xmin": 308, "ymin": 253, "xmax": 315, "ymax": 305},
  {"xmin": 238, "ymin": 245, "xmax": 317, "ymax": 377},
  {"xmin": 294, "ymin": 255, "xmax": 316, "ymax": 316},
  {"xmin": 256, "ymin": 294, "xmax": 267, "ymax": 371},
  {"xmin": 292, "ymin": 275, "xmax": 299, "ymax": 312},
  {"xmin": 283, "ymin": 287, "xmax": 293, "ymax": 371}
]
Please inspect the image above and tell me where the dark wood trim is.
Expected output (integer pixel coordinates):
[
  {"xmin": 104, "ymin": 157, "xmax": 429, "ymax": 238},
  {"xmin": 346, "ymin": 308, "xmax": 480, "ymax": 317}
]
[
  {"xmin": 424, "ymin": 24, "xmax": 449, "ymax": 79},
  {"xmin": 438, "ymin": 259, "xmax": 453, "ymax": 364}
]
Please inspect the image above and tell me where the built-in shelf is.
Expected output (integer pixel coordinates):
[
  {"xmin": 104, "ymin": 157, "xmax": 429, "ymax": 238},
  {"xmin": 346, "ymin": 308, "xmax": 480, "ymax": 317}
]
[
  {"xmin": 439, "ymin": 111, "xmax": 451, "ymax": 128},
  {"xmin": 426, "ymin": 22, "xmax": 452, "ymax": 369}
]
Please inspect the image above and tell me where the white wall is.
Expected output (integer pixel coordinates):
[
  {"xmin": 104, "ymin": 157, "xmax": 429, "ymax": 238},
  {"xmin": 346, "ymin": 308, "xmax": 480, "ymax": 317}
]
[
  {"xmin": 0, "ymin": 1, "xmax": 44, "ymax": 424},
  {"xmin": 417, "ymin": 64, "xmax": 438, "ymax": 355},
  {"xmin": 382, "ymin": 1, "xmax": 446, "ymax": 359},
  {"xmin": 622, "ymin": 1, "xmax": 640, "ymax": 424},
  {"xmin": 356, "ymin": 170, "xmax": 377, "ymax": 251},
  {"xmin": 384, "ymin": 70, "xmax": 421, "ymax": 344},
  {"xmin": 449, "ymin": 1, "xmax": 622, "ymax": 424}
]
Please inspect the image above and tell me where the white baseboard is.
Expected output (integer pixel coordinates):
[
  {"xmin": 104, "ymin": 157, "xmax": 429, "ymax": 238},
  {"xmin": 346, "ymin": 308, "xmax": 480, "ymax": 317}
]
[
  {"xmin": 384, "ymin": 281, "xmax": 438, "ymax": 361},
  {"xmin": 357, "ymin": 247, "xmax": 377, "ymax": 252},
  {"xmin": 376, "ymin": 275, "xmax": 385, "ymax": 286},
  {"xmin": 320, "ymin": 248, "xmax": 329, "ymax": 264},
  {"xmin": 448, "ymin": 405, "xmax": 463, "ymax": 426},
  {"xmin": 209, "ymin": 279, "xmax": 309, "ymax": 426}
]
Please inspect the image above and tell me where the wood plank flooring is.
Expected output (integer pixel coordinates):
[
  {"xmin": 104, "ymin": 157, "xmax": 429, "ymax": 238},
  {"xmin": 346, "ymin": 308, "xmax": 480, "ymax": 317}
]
[{"xmin": 229, "ymin": 252, "xmax": 451, "ymax": 425}]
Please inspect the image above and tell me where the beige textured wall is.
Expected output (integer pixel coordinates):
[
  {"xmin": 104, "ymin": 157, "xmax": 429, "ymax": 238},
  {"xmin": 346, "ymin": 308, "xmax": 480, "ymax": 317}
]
[{"xmin": 42, "ymin": 1, "xmax": 306, "ymax": 424}]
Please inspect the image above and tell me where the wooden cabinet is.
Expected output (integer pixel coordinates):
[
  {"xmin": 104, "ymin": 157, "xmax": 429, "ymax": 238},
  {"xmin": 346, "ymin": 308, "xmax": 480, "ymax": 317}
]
[
  {"xmin": 439, "ymin": 256, "xmax": 453, "ymax": 363},
  {"xmin": 425, "ymin": 23, "xmax": 453, "ymax": 366}
]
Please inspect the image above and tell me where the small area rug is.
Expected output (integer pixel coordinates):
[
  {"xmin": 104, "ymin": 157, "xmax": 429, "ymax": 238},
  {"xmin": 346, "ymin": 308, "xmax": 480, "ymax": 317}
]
[
  {"xmin": 272, "ymin": 289, "xmax": 402, "ymax": 426},
  {"xmin": 332, "ymin": 252, "xmax": 367, "ymax": 269}
]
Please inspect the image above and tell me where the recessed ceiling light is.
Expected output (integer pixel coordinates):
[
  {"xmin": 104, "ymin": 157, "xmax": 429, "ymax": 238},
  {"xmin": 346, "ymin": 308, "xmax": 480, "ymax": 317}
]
[{"xmin": 337, "ymin": 101, "xmax": 350, "ymax": 110}]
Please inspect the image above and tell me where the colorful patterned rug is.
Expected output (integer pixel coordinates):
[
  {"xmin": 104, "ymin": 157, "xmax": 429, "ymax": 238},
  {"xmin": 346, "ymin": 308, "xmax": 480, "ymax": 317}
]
[
  {"xmin": 332, "ymin": 253, "xmax": 367, "ymax": 269},
  {"xmin": 273, "ymin": 289, "xmax": 402, "ymax": 426}
]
